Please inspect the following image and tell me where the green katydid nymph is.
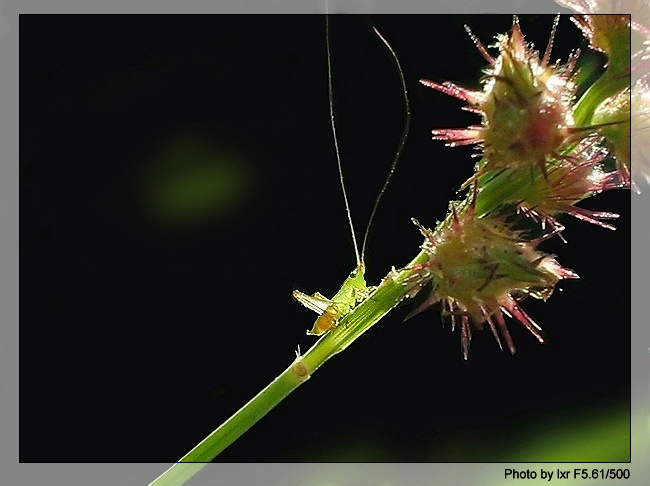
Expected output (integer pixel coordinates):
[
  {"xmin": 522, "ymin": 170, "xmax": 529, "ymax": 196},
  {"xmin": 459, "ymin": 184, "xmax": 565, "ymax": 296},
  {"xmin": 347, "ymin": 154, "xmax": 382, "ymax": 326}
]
[
  {"xmin": 292, "ymin": 263, "xmax": 368, "ymax": 336},
  {"xmin": 292, "ymin": 19, "xmax": 411, "ymax": 336}
]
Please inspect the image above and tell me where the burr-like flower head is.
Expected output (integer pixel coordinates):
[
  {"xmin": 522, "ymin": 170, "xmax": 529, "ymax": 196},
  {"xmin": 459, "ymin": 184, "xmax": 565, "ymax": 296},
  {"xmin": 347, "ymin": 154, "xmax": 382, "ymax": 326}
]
[
  {"xmin": 420, "ymin": 18, "xmax": 583, "ymax": 179},
  {"xmin": 632, "ymin": 79, "xmax": 650, "ymax": 188},
  {"xmin": 515, "ymin": 139, "xmax": 622, "ymax": 232},
  {"xmin": 411, "ymin": 199, "xmax": 578, "ymax": 359},
  {"xmin": 571, "ymin": 14, "xmax": 631, "ymax": 60},
  {"xmin": 592, "ymin": 87, "xmax": 631, "ymax": 187},
  {"xmin": 411, "ymin": 15, "xmax": 630, "ymax": 360},
  {"xmin": 557, "ymin": 1, "xmax": 647, "ymax": 84}
]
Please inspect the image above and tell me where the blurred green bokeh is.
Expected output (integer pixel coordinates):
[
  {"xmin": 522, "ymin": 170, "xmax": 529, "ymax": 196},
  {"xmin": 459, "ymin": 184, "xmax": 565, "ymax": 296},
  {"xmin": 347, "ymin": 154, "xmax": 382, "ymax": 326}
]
[
  {"xmin": 136, "ymin": 132, "xmax": 253, "ymax": 229},
  {"xmin": 283, "ymin": 395, "xmax": 630, "ymax": 464},
  {"xmin": 282, "ymin": 400, "xmax": 636, "ymax": 486},
  {"xmin": 504, "ymin": 400, "xmax": 630, "ymax": 463}
]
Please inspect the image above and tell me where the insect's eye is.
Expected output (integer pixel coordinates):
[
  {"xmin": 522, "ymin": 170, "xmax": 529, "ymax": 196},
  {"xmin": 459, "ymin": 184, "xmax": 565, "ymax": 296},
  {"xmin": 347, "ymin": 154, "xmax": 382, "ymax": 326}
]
[{"xmin": 349, "ymin": 269, "xmax": 358, "ymax": 278}]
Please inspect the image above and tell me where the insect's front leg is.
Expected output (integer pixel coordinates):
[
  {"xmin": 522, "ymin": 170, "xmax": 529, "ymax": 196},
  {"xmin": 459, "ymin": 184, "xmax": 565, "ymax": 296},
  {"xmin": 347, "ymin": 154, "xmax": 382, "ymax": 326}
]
[{"xmin": 351, "ymin": 286, "xmax": 373, "ymax": 305}]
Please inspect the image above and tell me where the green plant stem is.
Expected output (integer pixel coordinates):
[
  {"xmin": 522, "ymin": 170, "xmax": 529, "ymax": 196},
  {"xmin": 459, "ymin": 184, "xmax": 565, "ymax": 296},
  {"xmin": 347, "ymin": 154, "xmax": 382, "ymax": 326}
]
[
  {"xmin": 149, "ymin": 250, "xmax": 429, "ymax": 486},
  {"xmin": 572, "ymin": 71, "xmax": 629, "ymax": 128},
  {"xmin": 149, "ymin": 363, "xmax": 308, "ymax": 486}
]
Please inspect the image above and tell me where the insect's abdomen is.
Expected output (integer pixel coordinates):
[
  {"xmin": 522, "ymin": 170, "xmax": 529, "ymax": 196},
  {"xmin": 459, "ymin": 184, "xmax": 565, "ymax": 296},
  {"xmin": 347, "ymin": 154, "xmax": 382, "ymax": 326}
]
[{"xmin": 308, "ymin": 309, "xmax": 338, "ymax": 335}]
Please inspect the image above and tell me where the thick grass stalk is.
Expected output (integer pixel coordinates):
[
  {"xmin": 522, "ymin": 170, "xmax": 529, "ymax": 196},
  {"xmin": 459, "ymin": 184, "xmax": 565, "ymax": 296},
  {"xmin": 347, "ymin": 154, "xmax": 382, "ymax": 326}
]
[{"xmin": 149, "ymin": 251, "xmax": 428, "ymax": 486}]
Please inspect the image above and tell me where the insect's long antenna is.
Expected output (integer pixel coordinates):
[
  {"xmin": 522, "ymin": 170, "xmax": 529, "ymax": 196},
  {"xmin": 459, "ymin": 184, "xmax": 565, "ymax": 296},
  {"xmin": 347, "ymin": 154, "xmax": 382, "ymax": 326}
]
[
  {"xmin": 326, "ymin": 14, "xmax": 362, "ymax": 267},
  {"xmin": 360, "ymin": 23, "xmax": 411, "ymax": 263}
]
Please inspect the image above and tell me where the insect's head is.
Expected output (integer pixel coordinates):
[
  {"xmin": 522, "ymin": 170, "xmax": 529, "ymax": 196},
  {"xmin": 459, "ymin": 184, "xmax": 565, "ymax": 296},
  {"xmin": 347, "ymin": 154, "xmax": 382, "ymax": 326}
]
[{"xmin": 344, "ymin": 262, "xmax": 367, "ymax": 288}]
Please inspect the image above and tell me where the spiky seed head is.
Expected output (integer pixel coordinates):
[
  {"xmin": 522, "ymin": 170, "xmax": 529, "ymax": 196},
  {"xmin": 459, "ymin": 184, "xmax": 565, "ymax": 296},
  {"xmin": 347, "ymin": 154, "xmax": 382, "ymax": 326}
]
[
  {"xmin": 515, "ymin": 139, "xmax": 623, "ymax": 230},
  {"xmin": 421, "ymin": 19, "xmax": 581, "ymax": 177},
  {"xmin": 413, "ymin": 205, "xmax": 577, "ymax": 358},
  {"xmin": 555, "ymin": 0, "xmax": 645, "ymax": 20},
  {"xmin": 571, "ymin": 14, "xmax": 631, "ymax": 59},
  {"xmin": 632, "ymin": 79, "xmax": 650, "ymax": 189},
  {"xmin": 592, "ymin": 87, "xmax": 631, "ymax": 187},
  {"xmin": 481, "ymin": 22, "xmax": 576, "ymax": 170},
  {"xmin": 557, "ymin": 1, "xmax": 649, "ymax": 84}
]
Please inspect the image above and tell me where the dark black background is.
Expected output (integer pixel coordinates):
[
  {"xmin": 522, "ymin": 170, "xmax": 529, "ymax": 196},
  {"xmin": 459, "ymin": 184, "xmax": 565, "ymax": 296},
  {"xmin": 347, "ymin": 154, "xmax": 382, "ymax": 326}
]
[{"xmin": 22, "ymin": 15, "xmax": 629, "ymax": 462}]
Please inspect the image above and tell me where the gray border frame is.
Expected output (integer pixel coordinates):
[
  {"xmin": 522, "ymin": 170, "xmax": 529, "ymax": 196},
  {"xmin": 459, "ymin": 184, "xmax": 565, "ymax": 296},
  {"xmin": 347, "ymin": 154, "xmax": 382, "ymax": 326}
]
[{"xmin": 6, "ymin": 1, "xmax": 646, "ymax": 485}]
